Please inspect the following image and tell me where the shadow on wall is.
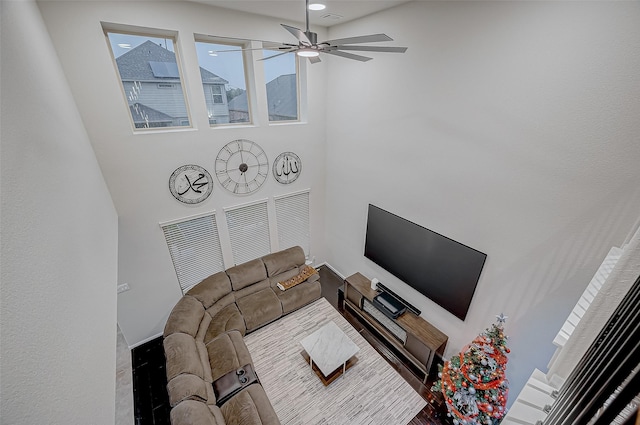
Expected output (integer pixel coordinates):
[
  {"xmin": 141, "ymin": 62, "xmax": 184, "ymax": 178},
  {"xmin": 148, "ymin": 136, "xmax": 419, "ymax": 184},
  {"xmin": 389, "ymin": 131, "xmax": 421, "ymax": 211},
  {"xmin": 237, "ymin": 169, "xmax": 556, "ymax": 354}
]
[{"xmin": 475, "ymin": 179, "xmax": 640, "ymax": 409}]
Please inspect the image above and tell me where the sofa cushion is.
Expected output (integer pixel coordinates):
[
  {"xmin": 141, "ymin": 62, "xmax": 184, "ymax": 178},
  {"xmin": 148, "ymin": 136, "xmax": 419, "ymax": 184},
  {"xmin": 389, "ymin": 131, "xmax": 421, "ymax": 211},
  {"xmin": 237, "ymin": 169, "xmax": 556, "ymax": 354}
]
[
  {"xmin": 262, "ymin": 246, "xmax": 305, "ymax": 277},
  {"xmin": 226, "ymin": 259, "xmax": 268, "ymax": 291},
  {"xmin": 170, "ymin": 400, "xmax": 226, "ymax": 425},
  {"xmin": 204, "ymin": 303, "xmax": 246, "ymax": 344},
  {"xmin": 164, "ymin": 296, "xmax": 205, "ymax": 338},
  {"xmin": 187, "ymin": 272, "xmax": 233, "ymax": 309},
  {"xmin": 220, "ymin": 384, "xmax": 280, "ymax": 425},
  {"xmin": 167, "ymin": 373, "xmax": 209, "ymax": 407},
  {"xmin": 236, "ymin": 288, "xmax": 283, "ymax": 332},
  {"xmin": 205, "ymin": 330, "xmax": 253, "ymax": 382},
  {"xmin": 276, "ymin": 280, "xmax": 322, "ymax": 314},
  {"xmin": 164, "ymin": 333, "xmax": 205, "ymax": 381}
]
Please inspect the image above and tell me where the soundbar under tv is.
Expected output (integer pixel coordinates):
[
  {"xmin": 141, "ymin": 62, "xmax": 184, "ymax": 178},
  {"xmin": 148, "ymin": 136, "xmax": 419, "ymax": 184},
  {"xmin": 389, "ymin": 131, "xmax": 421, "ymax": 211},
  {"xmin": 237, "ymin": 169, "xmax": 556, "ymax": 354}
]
[{"xmin": 364, "ymin": 204, "xmax": 487, "ymax": 321}]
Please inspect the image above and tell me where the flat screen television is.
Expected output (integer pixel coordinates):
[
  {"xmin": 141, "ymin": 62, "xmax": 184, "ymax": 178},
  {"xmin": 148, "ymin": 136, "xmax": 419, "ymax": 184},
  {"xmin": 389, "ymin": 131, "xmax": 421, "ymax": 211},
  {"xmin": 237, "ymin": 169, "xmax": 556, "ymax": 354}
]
[{"xmin": 364, "ymin": 204, "xmax": 487, "ymax": 321}]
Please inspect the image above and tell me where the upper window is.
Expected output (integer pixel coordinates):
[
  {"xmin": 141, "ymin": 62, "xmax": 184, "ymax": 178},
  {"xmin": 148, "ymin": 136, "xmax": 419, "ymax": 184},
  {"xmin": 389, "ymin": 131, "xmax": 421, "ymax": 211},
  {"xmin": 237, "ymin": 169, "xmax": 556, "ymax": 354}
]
[
  {"xmin": 263, "ymin": 51, "xmax": 299, "ymax": 122},
  {"xmin": 106, "ymin": 30, "xmax": 191, "ymax": 131},
  {"xmin": 195, "ymin": 39, "xmax": 250, "ymax": 126}
]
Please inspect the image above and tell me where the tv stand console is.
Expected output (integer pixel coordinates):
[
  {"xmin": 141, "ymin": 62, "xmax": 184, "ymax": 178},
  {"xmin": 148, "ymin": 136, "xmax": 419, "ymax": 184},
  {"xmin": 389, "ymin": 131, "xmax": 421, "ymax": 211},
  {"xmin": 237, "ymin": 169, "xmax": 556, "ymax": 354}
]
[{"xmin": 343, "ymin": 273, "xmax": 448, "ymax": 383}]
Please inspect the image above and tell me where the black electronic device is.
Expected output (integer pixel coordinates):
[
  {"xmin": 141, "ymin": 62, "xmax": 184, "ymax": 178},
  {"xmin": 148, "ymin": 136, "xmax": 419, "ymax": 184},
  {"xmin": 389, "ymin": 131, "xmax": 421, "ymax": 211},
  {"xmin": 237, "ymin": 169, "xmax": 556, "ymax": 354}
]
[
  {"xmin": 373, "ymin": 291, "xmax": 406, "ymax": 319},
  {"xmin": 364, "ymin": 204, "xmax": 487, "ymax": 321},
  {"xmin": 376, "ymin": 282, "xmax": 421, "ymax": 316}
]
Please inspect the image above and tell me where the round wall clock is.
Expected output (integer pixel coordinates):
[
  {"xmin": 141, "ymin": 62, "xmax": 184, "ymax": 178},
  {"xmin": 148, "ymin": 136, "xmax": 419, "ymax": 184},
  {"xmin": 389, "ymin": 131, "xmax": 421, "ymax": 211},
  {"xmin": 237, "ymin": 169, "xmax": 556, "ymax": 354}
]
[
  {"xmin": 169, "ymin": 164, "xmax": 213, "ymax": 204},
  {"xmin": 273, "ymin": 152, "xmax": 302, "ymax": 184},
  {"xmin": 215, "ymin": 139, "xmax": 269, "ymax": 195}
]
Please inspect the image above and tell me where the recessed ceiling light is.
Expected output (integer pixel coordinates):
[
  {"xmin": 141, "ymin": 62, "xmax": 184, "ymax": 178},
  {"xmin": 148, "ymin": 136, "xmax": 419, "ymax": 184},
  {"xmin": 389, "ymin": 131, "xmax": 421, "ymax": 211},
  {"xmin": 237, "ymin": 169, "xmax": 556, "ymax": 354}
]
[
  {"xmin": 208, "ymin": 50, "xmax": 218, "ymax": 56},
  {"xmin": 308, "ymin": 3, "xmax": 326, "ymax": 11},
  {"xmin": 118, "ymin": 43, "xmax": 131, "ymax": 49}
]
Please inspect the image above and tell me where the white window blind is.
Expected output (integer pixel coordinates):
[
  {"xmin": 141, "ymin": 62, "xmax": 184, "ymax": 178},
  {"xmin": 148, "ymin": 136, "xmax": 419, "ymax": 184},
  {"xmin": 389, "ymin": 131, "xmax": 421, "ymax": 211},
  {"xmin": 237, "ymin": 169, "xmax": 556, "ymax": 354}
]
[
  {"xmin": 225, "ymin": 200, "xmax": 271, "ymax": 266},
  {"xmin": 274, "ymin": 189, "xmax": 310, "ymax": 256},
  {"xmin": 160, "ymin": 212, "xmax": 224, "ymax": 294}
]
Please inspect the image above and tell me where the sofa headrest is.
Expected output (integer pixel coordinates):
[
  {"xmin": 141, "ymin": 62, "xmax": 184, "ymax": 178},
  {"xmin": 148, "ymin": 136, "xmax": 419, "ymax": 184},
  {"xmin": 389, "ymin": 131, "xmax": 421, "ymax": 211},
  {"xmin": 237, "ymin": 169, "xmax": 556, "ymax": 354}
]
[
  {"xmin": 187, "ymin": 271, "xmax": 233, "ymax": 309},
  {"xmin": 225, "ymin": 259, "xmax": 267, "ymax": 291},
  {"xmin": 262, "ymin": 246, "xmax": 305, "ymax": 276},
  {"xmin": 164, "ymin": 296, "xmax": 205, "ymax": 338}
]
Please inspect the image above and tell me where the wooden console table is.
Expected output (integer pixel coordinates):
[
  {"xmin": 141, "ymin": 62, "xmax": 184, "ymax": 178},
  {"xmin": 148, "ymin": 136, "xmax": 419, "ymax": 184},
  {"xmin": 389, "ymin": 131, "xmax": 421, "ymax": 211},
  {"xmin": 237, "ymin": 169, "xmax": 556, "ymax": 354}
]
[{"xmin": 343, "ymin": 272, "xmax": 448, "ymax": 383}]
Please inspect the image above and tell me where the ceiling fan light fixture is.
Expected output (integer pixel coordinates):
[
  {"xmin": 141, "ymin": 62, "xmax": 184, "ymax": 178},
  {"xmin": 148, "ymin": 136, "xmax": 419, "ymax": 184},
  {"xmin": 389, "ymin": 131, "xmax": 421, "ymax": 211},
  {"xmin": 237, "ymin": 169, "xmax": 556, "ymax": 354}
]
[
  {"xmin": 296, "ymin": 48, "xmax": 320, "ymax": 58},
  {"xmin": 308, "ymin": 3, "xmax": 326, "ymax": 11}
]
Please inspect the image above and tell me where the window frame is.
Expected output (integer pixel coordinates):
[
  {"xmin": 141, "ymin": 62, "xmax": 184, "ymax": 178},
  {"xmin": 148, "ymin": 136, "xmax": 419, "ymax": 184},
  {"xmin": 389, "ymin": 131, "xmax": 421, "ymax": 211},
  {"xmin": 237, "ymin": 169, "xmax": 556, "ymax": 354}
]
[
  {"xmin": 263, "ymin": 49, "xmax": 301, "ymax": 124},
  {"xmin": 194, "ymin": 35, "xmax": 254, "ymax": 127},
  {"xmin": 103, "ymin": 24, "xmax": 193, "ymax": 133}
]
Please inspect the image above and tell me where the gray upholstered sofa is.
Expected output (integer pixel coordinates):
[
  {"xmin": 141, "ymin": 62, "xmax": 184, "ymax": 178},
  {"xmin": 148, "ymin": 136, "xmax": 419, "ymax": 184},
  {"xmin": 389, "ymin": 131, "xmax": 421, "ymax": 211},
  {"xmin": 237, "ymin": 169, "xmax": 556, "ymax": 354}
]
[{"xmin": 163, "ymin": 246, "xmax": 322, "ymax": 425}]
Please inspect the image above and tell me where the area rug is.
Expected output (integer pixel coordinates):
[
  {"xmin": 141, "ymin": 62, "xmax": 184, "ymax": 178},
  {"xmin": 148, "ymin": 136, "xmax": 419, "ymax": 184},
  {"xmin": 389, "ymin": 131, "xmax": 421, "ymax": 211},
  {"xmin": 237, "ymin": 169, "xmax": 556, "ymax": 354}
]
[{"xmin": 243, "ymin": 298, "xmax": 427, "ymax": 425}]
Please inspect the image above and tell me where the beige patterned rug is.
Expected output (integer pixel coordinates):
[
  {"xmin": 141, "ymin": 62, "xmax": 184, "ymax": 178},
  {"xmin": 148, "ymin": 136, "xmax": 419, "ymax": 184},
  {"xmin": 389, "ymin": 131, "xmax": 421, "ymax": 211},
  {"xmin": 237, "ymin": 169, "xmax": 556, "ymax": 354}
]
[{"xmin": 244, "ymin": 298, "xmax": 427, "ymax": 425}]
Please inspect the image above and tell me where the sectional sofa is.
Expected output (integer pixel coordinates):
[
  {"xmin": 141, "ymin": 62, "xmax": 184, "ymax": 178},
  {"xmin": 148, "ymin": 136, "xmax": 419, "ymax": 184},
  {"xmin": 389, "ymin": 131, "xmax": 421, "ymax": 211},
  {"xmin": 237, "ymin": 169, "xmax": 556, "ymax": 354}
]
[{"xmin": 163, "ymin": 246, "xmax": 322, "ymax": 425}]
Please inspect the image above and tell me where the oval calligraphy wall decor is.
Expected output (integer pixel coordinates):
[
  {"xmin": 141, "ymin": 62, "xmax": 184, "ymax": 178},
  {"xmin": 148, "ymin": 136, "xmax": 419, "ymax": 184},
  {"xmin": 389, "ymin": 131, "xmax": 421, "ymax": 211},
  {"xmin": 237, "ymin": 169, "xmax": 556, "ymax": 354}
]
[
  {"xmin": 215, "ymin": 139, "xmax": 269, "ymax": 195},
  {"xmin": 273, "ymin": 152, "xmax": 302, "ymax": 185},
  {"xmin": 169, "ymin": 164, "xmax": 213, "ymax": 204}
]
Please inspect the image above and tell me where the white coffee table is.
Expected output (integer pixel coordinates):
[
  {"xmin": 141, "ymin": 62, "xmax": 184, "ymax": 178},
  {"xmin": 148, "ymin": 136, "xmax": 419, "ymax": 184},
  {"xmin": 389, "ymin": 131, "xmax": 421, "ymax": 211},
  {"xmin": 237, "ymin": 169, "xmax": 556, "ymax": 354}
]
[{"xmin": 300, "ymin": 321, "xmax": 360, "ymax": 385}]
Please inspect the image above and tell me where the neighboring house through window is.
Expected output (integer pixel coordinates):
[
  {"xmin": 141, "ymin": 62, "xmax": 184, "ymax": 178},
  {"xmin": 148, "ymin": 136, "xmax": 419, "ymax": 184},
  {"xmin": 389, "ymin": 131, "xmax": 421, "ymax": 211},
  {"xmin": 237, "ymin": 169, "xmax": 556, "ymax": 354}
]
[
  {"xmin": 195, "ymin": 39, "xmax": 251, "ymax": 126},
  {"xmin": 106, "ymin": 30, "xmax": 232, "ymax": 130},
  {"xmin": 263, "ymin": 50, "xmax": 299, "ymax": 122},
  {"xmin": 106, "ymin": 28, "xmax": 303, "ymax": 129},
  {"xmin": 106, "ymin": 32, "xmax": 193, "ymax": 130},
  {"xmin": 227, "ymin": 73, "xmax": 298, "ymax": 122}
]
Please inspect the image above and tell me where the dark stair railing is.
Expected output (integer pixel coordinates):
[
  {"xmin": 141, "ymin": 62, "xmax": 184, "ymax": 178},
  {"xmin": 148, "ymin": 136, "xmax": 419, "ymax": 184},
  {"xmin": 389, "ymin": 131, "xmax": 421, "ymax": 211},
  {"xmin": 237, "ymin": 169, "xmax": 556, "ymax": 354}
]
[{"xmin": 543, "ymin": 274, "xmax": 640, "ymax": 425}]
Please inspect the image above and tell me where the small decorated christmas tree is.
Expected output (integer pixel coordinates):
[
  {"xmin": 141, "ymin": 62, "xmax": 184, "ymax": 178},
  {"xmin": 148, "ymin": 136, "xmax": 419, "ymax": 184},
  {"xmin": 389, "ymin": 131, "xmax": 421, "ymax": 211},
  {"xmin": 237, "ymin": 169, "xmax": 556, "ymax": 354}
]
[{"xmin": 432, "ymin": 314, "xmax": 510, "ymax": 425}]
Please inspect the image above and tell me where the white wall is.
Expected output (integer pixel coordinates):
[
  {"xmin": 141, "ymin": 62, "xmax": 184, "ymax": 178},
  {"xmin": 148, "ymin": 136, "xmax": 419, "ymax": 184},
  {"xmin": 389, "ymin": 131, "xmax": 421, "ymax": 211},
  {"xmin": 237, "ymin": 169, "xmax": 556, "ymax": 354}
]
[
  {"xmin": 0, "ymin": 2, "xmax": 119, "ymax": 424},
  {"xmin": 37, "ymin": 1, "xmax": 329, "ymax": 347},
  {"xmin": 324, "ymin": 1, "xmax": 640, "ymax": 405}
]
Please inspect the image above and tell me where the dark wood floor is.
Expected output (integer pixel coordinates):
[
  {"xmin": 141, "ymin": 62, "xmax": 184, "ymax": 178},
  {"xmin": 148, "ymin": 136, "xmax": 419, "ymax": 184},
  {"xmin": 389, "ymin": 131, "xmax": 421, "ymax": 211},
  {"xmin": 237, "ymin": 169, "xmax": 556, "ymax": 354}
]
[{"xmin": 131, "ymin": 265, "xmax": 451, "ymax": 425}]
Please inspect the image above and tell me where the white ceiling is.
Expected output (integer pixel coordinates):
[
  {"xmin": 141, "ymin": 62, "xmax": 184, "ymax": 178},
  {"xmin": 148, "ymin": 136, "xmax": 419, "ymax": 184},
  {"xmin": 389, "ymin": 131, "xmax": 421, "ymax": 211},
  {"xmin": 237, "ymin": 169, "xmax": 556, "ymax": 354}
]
[{"xmin": 188, "ymin": 0, "xmax": 412, "ymax": 27}]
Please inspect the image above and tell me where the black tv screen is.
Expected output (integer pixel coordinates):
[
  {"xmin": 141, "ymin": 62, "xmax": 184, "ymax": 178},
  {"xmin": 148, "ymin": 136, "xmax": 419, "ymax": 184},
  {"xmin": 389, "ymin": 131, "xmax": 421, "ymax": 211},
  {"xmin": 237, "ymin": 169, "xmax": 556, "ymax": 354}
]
[{"xmin": 364, "ymin": 204, "xmax": 487, "ymax": 321}]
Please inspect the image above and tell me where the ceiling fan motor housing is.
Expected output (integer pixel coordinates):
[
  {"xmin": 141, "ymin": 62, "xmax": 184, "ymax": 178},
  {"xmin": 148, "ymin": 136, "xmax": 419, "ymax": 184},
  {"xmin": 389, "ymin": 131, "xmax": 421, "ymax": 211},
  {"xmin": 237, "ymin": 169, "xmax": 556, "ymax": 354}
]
[{"xmin": 305, "ymin": 31, "xmax": 318, "ymax": 45}]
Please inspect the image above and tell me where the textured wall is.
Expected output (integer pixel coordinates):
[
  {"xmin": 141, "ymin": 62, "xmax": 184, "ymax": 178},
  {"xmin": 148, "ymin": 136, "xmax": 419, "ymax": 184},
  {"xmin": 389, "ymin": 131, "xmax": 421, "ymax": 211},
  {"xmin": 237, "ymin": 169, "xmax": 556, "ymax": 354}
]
[{"xmin": 0, "ymin": 1, "xmax": 119, "ymax": 423}]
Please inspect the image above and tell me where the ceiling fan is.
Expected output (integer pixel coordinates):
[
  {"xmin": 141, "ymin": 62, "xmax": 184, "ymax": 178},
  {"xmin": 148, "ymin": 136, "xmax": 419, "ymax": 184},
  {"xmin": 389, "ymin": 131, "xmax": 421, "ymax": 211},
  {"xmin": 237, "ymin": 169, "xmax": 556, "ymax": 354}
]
[{"xmin": 262, "ymin": 0, "xmax": 408, "ymax": 63}]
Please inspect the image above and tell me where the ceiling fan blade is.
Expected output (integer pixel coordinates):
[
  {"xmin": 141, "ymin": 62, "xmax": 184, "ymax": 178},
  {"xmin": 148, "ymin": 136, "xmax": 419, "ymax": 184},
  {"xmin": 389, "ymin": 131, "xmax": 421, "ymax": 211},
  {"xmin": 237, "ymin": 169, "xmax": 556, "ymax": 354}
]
[
  {"xmin": 263, "ymin": 41, "xmax": 297, "ymax": 50},
  {"xmin": 208, "ymin": 41, "xmax": 297, "ymax": 53},
  {"xmin": 213, "ymin": 47, "xmax": 274, "ymax": 53},
  {"xmin": 323, "ymin": 50, "xmax": 372, "ymax": 62},
  {"xmin": 281, "ymin": 24, "xmax": 311, "ymax": 45},
  {"xmin": 334, "ymin": 45, "xmax": 408, "ymax": 53},
  {"xmin": 323, "ymin": 34, "xmax": 393, "ymax": 46},
  {"xmin": 258, "ymin": 50, "xmax": 293, "ymax": 61},
  {"xmin": 308, "ymin": 55, "xmax": 322, "ymax": 64}
]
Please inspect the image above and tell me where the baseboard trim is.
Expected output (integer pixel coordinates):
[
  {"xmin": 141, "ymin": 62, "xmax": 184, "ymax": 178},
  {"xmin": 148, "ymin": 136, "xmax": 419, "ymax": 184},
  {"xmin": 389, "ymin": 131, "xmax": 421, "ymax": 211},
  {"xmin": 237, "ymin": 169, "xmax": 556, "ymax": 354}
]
[
  {"xmin": 318, "ymin": 262, "xmax": 346, "ymax": 280},
  {"xmin": 129, "ymin": 332, "xmax": 163, "ymax": 350}
]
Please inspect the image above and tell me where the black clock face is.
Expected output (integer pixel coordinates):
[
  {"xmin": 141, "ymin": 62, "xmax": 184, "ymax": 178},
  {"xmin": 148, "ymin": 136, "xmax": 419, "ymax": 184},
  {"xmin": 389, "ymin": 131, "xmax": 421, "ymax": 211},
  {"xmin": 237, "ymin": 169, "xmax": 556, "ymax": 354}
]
[
  {"xmin": 273, "ymin": 152, "xmax": 302, "ymax": 184},
  {"xmin": 215, "ymin": 139, "xmax": 269, "ymax": 195},
  {"xmin": 169, "ymin": 164, "xmax": 213, "ymax": 204}
]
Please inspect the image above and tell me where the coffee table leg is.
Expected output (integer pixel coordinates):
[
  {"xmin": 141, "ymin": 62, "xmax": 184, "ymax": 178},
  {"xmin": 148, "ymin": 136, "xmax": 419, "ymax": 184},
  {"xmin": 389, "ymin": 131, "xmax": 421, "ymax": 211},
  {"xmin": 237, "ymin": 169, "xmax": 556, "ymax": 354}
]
[{"xmin": 310, "ymin": 357, "xmax": 313, "ymax": 369}]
